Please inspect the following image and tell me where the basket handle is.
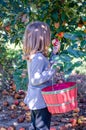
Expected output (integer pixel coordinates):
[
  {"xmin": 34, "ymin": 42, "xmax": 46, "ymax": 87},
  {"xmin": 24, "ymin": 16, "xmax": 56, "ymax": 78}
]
[{"xmin": 52, "ymin": 77, "xmax": 54, "ymax": 91}]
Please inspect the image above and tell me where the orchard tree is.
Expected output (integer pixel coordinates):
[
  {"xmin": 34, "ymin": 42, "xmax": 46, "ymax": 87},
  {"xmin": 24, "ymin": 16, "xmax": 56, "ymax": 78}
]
[{"xmin": 0, "ymin": 0, "xmax": 86, "ymax": 90}]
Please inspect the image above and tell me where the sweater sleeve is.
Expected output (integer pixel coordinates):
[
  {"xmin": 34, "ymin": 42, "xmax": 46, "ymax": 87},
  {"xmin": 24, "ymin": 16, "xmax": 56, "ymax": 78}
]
[
  {"xmin": 49, "ymin": 52, "xmax": 58, "ymax": 66},
  {"xmin": 29, "ymin": 55, "xmax": 56, "ymax": 86}
]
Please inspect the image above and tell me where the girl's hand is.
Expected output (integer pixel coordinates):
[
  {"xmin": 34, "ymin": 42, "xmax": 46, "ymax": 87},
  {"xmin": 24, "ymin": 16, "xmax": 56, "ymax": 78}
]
[{"xmin": 52, "ymin": 39, "xmax": 60, "ymax": 54}]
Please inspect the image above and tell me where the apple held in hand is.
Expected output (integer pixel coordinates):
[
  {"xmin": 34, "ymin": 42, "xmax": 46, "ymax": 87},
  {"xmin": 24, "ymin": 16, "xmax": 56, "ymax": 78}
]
[
  {"xmin": 52, "ymin": 39, "xmax": 60, "ymax": 54},
  {"xmin": 52, "ymin": 39, "xmax": 60, "ymax": 46}
]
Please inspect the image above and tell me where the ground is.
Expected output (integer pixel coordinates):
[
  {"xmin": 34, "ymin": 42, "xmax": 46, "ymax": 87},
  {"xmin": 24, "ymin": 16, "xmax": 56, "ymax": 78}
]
[{"xmin": 0, "ymin": 74, "xmax": 86, "ymax": 130}]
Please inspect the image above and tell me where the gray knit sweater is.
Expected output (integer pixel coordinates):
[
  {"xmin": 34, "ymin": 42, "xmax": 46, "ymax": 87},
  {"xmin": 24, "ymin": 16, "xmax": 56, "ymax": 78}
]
[{"xmin": 24, "ymin": 52, "xmax": 56, "ymax": 110}]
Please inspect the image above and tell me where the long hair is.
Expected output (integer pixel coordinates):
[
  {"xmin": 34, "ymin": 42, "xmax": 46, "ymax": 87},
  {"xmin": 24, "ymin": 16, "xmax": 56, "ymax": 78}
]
[{"xmin": 23, "ymin": 21, "xmax": 51, "ymax": 60}]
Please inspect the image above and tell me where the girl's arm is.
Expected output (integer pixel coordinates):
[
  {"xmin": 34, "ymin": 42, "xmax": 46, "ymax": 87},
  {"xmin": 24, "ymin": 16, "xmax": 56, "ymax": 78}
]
[
  {"xmin": 30, "ymin": 56, "xmax": 56, "ymax": 86},
  {"xmin": 29, "ymin": 40, "xmax": 60, "ymax": 86},
  {"xmin": 49, "ymin": 38, "xmax": 60, "ymax": 65}
]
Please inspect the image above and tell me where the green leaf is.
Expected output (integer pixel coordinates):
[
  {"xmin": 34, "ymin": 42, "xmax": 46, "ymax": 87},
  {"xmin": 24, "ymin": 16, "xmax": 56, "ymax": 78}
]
[
  {"xmin": 67, "ymin": 47, "xmax": 79, "ymax": 58},
  {"xmin": 46, "ymin": 19, "xmax": 51, "ymax": 26},
  {"xmin": 73, "ymin": 61, "xmax": 82, "ymax": 68},
  {"xmin": 51, "ymin": 11, "xmax": 58, "ymax": 21},
  {"xmin": 78, "ymin": 51, "xmax": 86, "ymax": 57},
  {"xmin": 61, "ymin": 11, "xmax": 68, "ymax": 21},
  {"xmin": 81, "ymin": 40, "xmax": 86, "ymax": 48},
  {"xmin": 60, "ymin": 54, "xmax": 72, "ymax": 63},
  {"xmin": 64, "ymin": 33, "xmax": 77, "ymax": 40},
  {"xmin": 64, "ymin": 62, "xmax": 73, "ymax": 72},
  {"xmin": 82, "ymin": 16, "xmax": 86, "ymax": 22},
  {"xmin": 71, "ymin": 43, "xmax": 78, "ymax": 49}
]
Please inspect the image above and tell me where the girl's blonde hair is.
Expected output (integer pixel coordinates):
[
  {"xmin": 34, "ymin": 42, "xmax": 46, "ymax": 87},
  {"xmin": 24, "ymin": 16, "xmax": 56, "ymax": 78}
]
[{"xmin": 23, "ymin": 21, "xmax": 50, "ymax": 59}]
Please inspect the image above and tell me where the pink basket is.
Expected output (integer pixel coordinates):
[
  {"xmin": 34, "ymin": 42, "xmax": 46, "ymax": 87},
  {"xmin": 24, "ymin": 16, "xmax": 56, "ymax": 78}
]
[{"xmin": 42, "ymin": 82, "xmax": 77, "ymax": 114}]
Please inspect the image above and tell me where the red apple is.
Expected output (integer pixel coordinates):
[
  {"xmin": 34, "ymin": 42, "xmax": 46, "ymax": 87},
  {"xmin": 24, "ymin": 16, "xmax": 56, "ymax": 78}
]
[
  {"xmin": 11, "ymin": 83, "xmax": 16, "ymax": 91},
  {"xmin": 70, "ymin": 118, "xmax": 77, "ymax": 127},
  {"xmin": 2, "ymin": 90, "xmax": 9, "ymax": 95},
  {"xmin": 10, "ymin": 104, "xmax": 16, "ymax": 110},
  {"xmin": 10, "ymin": 113, "xmax": 17, "ymax": 119},
  {"xmin": 73, "ymin": 107, "xmax": 80, "ymax": 113},
  {"xmin": 3, "ymin": 101, "xmax": 9, "ymax": 106},
  {"xmin": 18, "ymin": 90, "xmax": 25, "ymax": 95},
  {"xmin": 5, "ymin": 25, "xmax": 10, "ymax": 31},
  {"xmin": 19, "ymin": 101, "xmax": 25, "ymax": 107},
  {"xmin": 25, "ymin": 117, "xmax": 31, "ymax": 122},
  {"xmin": 54, "ymin": 22, "xmax": 60, "ymax": 29},
  {"xmin": 17, "ymin": 115, "xmax": 25, "ymax": 123},
  {"xmin": 14, "ymin": 93, "xmax": 20, "ymax": 99},
  {"xmin": 25, "ymin": 111, "xmax": 31, "ymax": 117},
  {"xmin": 22, "ymin": 106, "xmax": 29, "ymax": 111},
  {"xmin": 78, "ymin": 23, "xmax": 83, "ymax": 28},
  {"xmin": 14, "ymin": 100, "xmax": 19, "ymax": 105},
  {"xmin": 57, "ymin": 32, "xmax": 64, "ymax": 38}
]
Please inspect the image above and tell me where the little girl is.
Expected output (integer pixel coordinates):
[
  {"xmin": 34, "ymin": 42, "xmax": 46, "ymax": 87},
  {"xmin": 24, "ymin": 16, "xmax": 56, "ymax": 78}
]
[{"xmin": 23, "ymin": 21, "xmax": 60, "ymax": 130}]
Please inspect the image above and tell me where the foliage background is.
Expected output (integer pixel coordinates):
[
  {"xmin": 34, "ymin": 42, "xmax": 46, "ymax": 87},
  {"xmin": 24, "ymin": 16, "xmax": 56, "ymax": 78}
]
[{"xmin": 0, "ymin": 0, "xmax": 86, "ymax": 90}]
